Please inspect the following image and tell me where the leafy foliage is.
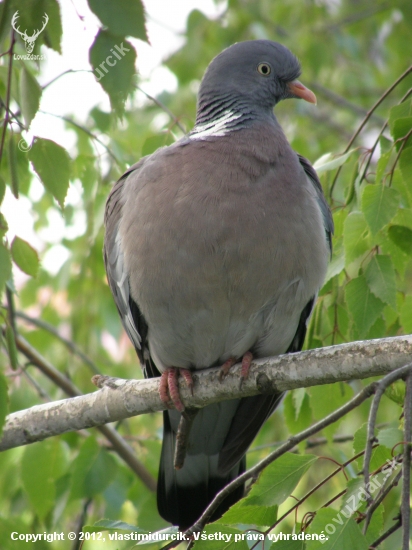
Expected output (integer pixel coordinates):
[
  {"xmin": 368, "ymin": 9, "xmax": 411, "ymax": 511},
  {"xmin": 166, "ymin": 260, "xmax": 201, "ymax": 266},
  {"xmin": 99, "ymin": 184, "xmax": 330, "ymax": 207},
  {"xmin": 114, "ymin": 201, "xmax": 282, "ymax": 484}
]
[{"xmin": 0, "ymin": 0, "xmax": 411, "ymax": 549}]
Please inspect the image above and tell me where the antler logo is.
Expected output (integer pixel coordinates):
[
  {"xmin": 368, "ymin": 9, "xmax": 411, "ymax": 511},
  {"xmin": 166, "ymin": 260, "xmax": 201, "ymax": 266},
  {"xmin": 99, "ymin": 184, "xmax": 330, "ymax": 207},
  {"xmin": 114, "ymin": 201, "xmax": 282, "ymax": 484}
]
[{"xmin": 11, "ymin": 11, "xmax": 49, "ymax": 54}]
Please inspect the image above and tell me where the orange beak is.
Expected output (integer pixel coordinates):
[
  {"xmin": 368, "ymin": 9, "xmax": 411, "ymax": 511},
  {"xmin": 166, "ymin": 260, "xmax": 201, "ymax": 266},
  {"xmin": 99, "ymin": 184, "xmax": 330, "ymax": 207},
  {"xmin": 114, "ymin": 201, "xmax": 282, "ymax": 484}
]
[{"xmin": 287, "ymin": 80, "xmax": 317, "ymax": 105}]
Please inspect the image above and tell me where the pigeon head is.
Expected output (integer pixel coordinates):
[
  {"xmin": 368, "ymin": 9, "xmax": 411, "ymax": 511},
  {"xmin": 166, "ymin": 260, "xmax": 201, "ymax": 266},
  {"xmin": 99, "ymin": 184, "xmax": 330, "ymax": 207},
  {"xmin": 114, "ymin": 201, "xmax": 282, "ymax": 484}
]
[{"xmin": 195, "ymin": 40, "xmax": 316, "ymax": 128}]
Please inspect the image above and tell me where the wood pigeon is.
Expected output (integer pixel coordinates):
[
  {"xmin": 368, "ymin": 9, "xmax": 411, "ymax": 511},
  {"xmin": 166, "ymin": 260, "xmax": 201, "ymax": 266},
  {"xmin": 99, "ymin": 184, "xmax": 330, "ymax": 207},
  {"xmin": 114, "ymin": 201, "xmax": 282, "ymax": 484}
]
[{"xmin": 104, "ymin": 40, "xmax": 333, "ymax": 530}]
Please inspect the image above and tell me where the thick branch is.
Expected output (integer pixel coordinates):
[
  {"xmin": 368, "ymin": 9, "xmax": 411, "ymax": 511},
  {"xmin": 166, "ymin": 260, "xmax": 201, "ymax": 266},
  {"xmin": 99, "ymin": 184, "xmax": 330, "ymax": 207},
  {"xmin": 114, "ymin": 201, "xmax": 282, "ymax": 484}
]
[{"xmin": 1, "ymin": 334, "xmax": 411, "ymax": 452}]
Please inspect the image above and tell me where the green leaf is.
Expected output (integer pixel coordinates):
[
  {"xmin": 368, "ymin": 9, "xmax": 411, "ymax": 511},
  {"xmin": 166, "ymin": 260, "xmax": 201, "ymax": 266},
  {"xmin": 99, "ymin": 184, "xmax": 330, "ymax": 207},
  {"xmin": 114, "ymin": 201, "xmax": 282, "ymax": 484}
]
[
  {"xmin": 241, "ymin": 453, "xmax": 317, "ymax": 507},
  {"xmin": 306, "ymin": 508, "xmax": 369, "ymax": 550},
  {"xmin": 309, "ymin": 383, "xmax": 353, "ymax": 440},
  {"xmin": 377, "ymin": 426, "xmax": 403, "ymax": 451},
  {"xmin": 70, "ymin": 437, "xmax": 117, "ymax": 500},
  {"xmin": 313, "ymin": 148, "xmax": 357, "ymax": 174},
  {"xmin": 353, "ymin": 424, "xmax": 392, "ymax": 471},
  {"xmin": 391, "ymin": 117, "xmax": 412, "ymax": 148},
  {"xmin": 361, "ymin": 185, "xmax": 399, "ymax": 234},
  {"xmin": 284, "ymin": 390, "xmax": 312, "ymax": 435},
  {"xmin": 0, "ymin": 244, "xmax": 12, "ymax": 297},
  {"xmin": 0, "ymin": 373, "xmax": 8, "ymax": 439},
  {"xmin": 88, "ymin": 0, "xmax": 148, "ymax": 41},
  {"xmin": 364, "ymin": 504, "xmax": 384, "ymax": 546},
  {"xmin": 89, "ymin": 30, "xmax": 137, "ymax": 114},
  {"xmin": 389, "ymin": 99, "xmax": 412, "ymax": 135},
  {"xmin": 269, "ymin": 538, "xmax": 305, "ymax": 549},
  {"xmin": 375, "ymin": 150, "xmax": 391, "ymax": 184},
  {"xmin": 325, "ymin": 247, "xmax": 345, "ymax": 283},
  {"xmin": 384, "ymin": 380, "xmax": 406, "ymax": 406},
  {"xmin": 399, "ymin": 146, "xmax": 412, "ymax": 189},
  {"xmin": 11, "ymin": 237, "xmax": 39, "ymax": 277},
  {"xmin": 392, "ymin": 208, "xmax": 412, "ymax": 230},
  {"xmin": 400, "ymin": 295, "xmax": 412, "ymax": 332},
  {"xmin": 292, "ymin": 387, "xmax": 306, "ymax": 419},
  {"xmin": 19, "ymin": 66, "xmax": 42, "ymax": 128},
  {"xmin": 21, "ymin": 439, "xmax": 69, "ymax": 520},
  {"xmin": 380, "ymin": 237, "xmax": 410, "ymax": 277},
  {"xmin": 87, "ymin": 519, "xmax": 150, "ymax": 534},
  {"xmin": 142, "ymin": 133, "xmax": 175, "ymax": 157},
  {"xmin": 28, "ymin": 137, "xmax": 71, "ymax": 207},
  {"xmin": 43, "ymin": 0, "xmax": 63, "ymax": 53},
  {"xmin": 0, "ymin": 212, "xmax": 8, "ymax": 239},
  {"xmin": 192, "ymin": 524, "xmax": 249, "ymax": 549},
  {"xmin": 345, "ymin": 276, "xmax": 385, "ymax": 337},
  {"xmin": 380, "ymin": 135, "xmax": 393, "ymax": 154},
  {"xmin": 388, "ymin": 225, "xmax": 412, "ymax": 255},
  {"xmin": 90, "ymin": 107, "xmax": 112, "ymax": 132},
  {"xmin": 343, "ymin": 212, "xmax": 370, "ymax": 265},
  {"xmin": 220, "ymin": 503, "xmax": 277, "ymax": 527},
  {"xmin": 364, "ymin": 255, "xmax": 396, "ymax": 309}
]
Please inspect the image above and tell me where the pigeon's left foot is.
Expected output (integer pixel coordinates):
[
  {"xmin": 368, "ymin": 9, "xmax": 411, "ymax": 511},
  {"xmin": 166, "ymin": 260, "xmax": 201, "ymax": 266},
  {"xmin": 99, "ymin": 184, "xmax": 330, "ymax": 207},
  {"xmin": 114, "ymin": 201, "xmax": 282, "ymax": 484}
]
[
  {"xmin": 239, "ymin": 351, "xmax": 253, "ymax": 388},
  {"xmin": 218, "ymin": 357, "xmax": 236, "ymax": 381},
  {"xmin": 218, "ymin": 351, "xmax": 254, "ymax": 386},
  {"xmin": 159, "ymin": 367, "xmax": 194, "ymax": 413}
]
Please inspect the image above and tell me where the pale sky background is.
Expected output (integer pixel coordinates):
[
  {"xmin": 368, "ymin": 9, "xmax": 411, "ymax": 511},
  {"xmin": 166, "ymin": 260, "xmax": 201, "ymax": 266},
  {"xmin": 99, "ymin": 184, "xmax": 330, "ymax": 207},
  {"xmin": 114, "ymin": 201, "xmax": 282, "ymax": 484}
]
[{"xmin": 4, "ymin": 0, "xmax": 226, "ymax": 279}]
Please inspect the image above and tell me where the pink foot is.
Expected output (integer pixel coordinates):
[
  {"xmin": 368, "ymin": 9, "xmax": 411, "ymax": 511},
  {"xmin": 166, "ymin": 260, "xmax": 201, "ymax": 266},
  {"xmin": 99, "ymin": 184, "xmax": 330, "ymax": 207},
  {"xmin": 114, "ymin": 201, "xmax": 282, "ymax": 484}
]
[
  {"xmin": 240, "ymin": 351, "xmax": 253, "ymax": 387},
  {"xmin": 218, "ymin": 357, "xmax": 236, "ymax": 381},
  {"xmin": 218, "ymin": 352, "xmax": 254, "ymax": 387},
  {"xmin": 159, "ymin": 367, "xmax": 193, "ymax": 413}
]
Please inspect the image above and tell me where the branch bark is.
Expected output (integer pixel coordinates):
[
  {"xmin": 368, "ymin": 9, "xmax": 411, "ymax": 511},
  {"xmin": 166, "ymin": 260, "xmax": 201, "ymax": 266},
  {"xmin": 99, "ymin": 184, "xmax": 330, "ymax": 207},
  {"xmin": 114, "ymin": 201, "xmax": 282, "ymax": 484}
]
[{"xmin": 1, "ymin": 334, "xmax": 412, "ymax": 452}]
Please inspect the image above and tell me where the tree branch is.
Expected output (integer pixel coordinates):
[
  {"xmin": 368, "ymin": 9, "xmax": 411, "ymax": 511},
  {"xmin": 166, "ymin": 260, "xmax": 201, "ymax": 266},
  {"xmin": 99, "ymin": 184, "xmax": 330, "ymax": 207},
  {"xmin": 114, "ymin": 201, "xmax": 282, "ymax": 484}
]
[
  {"xmin": 1, "ymin": 334, "xmax": 411, "ymax": 453},
  {"xmin": 330, "ymin": 64, "xmax": 412, "ymax": 197},
  {"xmin": 4, "ymin": 332, "xmax": 156, "ymax": 492},
  {"xmin": 16, "ymin": 310, "xmax": 102, "ymax": 375}
]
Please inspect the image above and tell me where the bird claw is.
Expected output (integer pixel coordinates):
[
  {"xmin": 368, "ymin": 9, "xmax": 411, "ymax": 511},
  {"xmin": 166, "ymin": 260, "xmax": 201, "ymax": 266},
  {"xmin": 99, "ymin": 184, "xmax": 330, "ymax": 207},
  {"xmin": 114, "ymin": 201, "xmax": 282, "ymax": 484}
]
[
  {"xmin": 159, "ymin": 367, "xmax": 193, "ymax": 412},
  {"xmin": 218, "ymin": 357, "xmax": 236, "ymax": 381},
  {"xmin": 218, "ymin": 352, "xmax": 254, "ymax": 388},
  {"xmin": 239, "ymin": 351, "xmax": 253, "ymax": 389}
]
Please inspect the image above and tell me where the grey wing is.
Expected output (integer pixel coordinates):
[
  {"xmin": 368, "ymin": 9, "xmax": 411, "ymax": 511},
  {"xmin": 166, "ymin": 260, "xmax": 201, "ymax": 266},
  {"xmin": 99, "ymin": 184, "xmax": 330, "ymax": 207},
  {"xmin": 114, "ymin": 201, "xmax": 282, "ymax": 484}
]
[
  {"xmin": 104, "ymin": 163, "xmax": 158, "ymax": 378},
  {"xmin": 298, "ymin": 153, "xmax": 334, "ymax": 255}
]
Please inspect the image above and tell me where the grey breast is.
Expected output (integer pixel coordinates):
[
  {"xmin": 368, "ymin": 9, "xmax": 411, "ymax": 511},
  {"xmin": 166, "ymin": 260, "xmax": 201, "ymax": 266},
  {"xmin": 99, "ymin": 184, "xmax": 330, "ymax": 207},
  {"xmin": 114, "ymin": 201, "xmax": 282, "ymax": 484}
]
[{"xmin": 116, "ymin": 118, "xmax": 329, "ymax": 373}]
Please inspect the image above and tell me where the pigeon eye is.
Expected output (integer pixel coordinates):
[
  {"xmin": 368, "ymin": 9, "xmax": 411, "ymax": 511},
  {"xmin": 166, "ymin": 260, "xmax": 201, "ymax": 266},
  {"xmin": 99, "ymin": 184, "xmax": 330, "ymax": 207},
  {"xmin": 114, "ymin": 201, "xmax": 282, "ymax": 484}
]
[{"xmin": 257, "ymin": 62, "xmax": 271, "ymax": 76}]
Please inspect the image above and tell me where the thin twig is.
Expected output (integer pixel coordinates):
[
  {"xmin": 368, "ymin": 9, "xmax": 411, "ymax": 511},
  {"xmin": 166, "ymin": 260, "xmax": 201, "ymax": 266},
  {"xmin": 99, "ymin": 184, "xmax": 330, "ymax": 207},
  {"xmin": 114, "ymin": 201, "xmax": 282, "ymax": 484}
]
[
  {"xmin": 184, "ymin": 382, "xmax": 378, "ymax": 537},
  {"xmin": 13, "ymin": 333, "xmax": 156, "ymax": 492},
  {"xmin": 0, "ymin": 98, "xmax": 25, "ymax": 129},
  {"xmin": 330, "ymin": 65, "xmax": 412, "ymax": 198},
  {"xmin": 369, "ymin": 516, "xmax": 402, "ymax": 549},
  {"xmin": 42, "ymin": 69, "xmax": 90, "ymax": 90},
  {"xmin": 271, "ymin": 448, "xmax": 371, "ymax": 532},
  {"xmin": 388, "ymin": 128, "xmax": 412, "ymax": 187},
  {"xmin": 16, "ymin": 311, "xmax": 101, "ymax": 374},
  {"xmin": 136, "ymin": 85, "xmax": 186, "ymax": 133},
  {"xmin": 310, "ymin": 82, "xmax": 385, "ymax": 124},
  {"xmin": 363, "ymin": 363, "xmax": 412, "ymax": 507},
  {"xmin": 358, "ymin": 87, "xmax": 412, "ymax": 185},
  {"xmin": 248, "ymin": 433, "xmax": 354, "ymax": 453},
  {"xmin": 363, "ymin": 466, "xmax": 402, "ymax": 534},
  {"xmin": 0, "ymin": 31, "xmax": 15, "ymax": 164},
  {"xmin": 401, "ymin": 374, "xmax": 412, "ymax": 549},
  {"xmin": 39, "ymin": 110, "xmax": 121, "ymax": 165},
  {"xmin": 72, "ymin": 499, "xmax": 92, "ymax": 550},
  {"xmin": 316, "ymin": 3, "xmax": 391, "ymax": 32},
  {"xmin": 22, "ymin": 367, "xmax": 53, "ymax": 400}
]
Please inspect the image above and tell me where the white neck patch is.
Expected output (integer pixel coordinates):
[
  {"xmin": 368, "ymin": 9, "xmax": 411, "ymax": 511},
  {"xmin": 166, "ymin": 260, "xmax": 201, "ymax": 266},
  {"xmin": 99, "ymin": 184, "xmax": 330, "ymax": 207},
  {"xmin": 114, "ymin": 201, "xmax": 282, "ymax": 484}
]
[{"xmin": 190, "ymin": 109, "xmax": 242, "ymax": 140}]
